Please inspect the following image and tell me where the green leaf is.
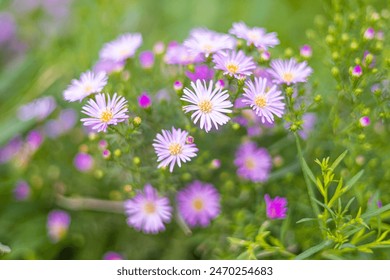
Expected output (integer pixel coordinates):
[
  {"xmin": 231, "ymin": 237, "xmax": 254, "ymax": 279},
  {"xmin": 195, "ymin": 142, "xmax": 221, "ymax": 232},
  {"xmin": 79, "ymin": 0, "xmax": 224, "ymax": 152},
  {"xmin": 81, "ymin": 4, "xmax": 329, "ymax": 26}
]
[
  {"xmin": 343, "ymin": 170, "xmax": 364, "ymax": 193},
  {"xmin": 330, "ymin": 150, "xmax": 348, "ymax": 171},
  {"xmin": 296, "ymin": 218, "xmax": 317, "ymax": 224},
  {"xmin": 302, "ymin": 157, "xmax": 317, "ymax": 185},
  {"xmin": 362, "ymin": 203, "xmax": 390, "ymax": 221},
  {"xmin": 295, "ymin": 240, "xmax": 333, "ymax": 260}
]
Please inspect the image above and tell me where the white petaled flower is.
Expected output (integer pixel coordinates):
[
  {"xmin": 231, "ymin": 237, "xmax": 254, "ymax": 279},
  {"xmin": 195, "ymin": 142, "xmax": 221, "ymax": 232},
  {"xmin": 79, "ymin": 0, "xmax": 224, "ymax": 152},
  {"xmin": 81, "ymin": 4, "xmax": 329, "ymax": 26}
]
[
  {"xmin": 100, "ymin": 33, "xmax": 142, "ymax": 62},
  {"xmin": 267, "ymin": 58, "xmax": 313, "ymax": 85},
  {"xmin": 213, "ymin": 50, "xmax": 256, "ymax": 78},
  {"xmin": 63, "ymin": 71, "xmax": 108, "ymax": 102},
  {"xmin": 229, "ymin": 22, "xmax": 279, "ymax": 49},
  {"xmin": 181, "ymin": 80, "xmax": 233, "ymax": 132},
  {"xmin": 242, "ymin": 77, "xmax": 285, "ymax": 124},
  {"xmin": 153, "ymin": 127, "xmax": 198, "ymax": 172},
  {"xmin": 81, "ymin": 93, "xmax": 129, "ymax": 132}
]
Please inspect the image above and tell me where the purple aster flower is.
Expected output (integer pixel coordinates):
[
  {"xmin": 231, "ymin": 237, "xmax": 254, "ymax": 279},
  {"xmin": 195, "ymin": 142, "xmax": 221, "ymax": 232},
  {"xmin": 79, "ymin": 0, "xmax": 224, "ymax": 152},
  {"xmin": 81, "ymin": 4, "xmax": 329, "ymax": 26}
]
[
  {"xmin": 215, "ymin": 79, "xmax": 225, "ymax": 89},
  {"xmin": 359, "ymin": 116, "xmax": 370, "ymax": 127},
  {"xmin": 363, "ymin": 27, "xmax": 375, "ymax": 40},
  {"xmin": 177, "ymin": 181, "xmax": 220, "ymax": 228},
  {"xmin": 268, "ymin": 58, "xmax": 313, "ymax": 85},
  {"xmin": 229, "ymin": 22, "xmax": 279, "ymax": 49},
  {"xmin": 139, "ymin": 50, "xmax": 155, "ymax": 69},
  {"xmin": 234, "ymin": 141, "xmax": 272, "ymax": 183},
  {"xmin": 17, "ymin": 96, "xmax": 56, "ymax": 121},
  {"xmin": 164, "ymin": 42, "xmax": 203, "ymax": 65},
  {"xmin": 44, "ymin": 109, "xmax": 77, "ymax": 138},
  {"xmin": 264, "ymin": 194, "xmax": 287, "ymax": 219},
  {"xmin": 73, "ymin": 152, "xmax": 94, "ymax": 172},
  {"xmin": 138, "ymin": 92, "xmax": 152, "ymax": 108},
  {"xmin": 183, "ymin": 28, "xmax": 236, "ymax": 58},
  {"xmin": 0, "ymin": 12, "xmax": 16, "ymax": 45},
  {"xmin": 181, "ymin": 80, "xmax": 233, "ymax": 132},
  {"xmin": 211, "ymin": 159, "xmax": 221, "ymax": 169},
  {"xmin": 124, "ymin": 184, "xmax": 172, "ymax": 234},
  {"xmin": 300, "ymin": 44, "xmax": 312, "ymax": 58},
  {"xmin": 0, "ymin": 136, "xmax": 23, "ymax": 163},
  {"xmin": 14, "ymin": 180, "xmax": 30, "ymax": 201},
  {"xmin": 47, "ymin": 210, "xmax": 71, "ymax": 243},
  {"xmin": 63, "ymin": 71, "xmax": 108, "ymax": 102},
  {"xmin": 213, "ymin": 50, "xmax": 256, "ymax": 78},
  {"xmin": 26, "ymin": 130, "xmax": 43, "ymax": 150},
  {"xmin": 352, "ymin": 65, "xmax": 362, "ymax": 77},
  {"xmin": 298, "ymin": 113, "xmax": 317, "ymax": 140},
  {"xmin": 93, "ymin": 59, "xmax": 125, "ymax": 74},
  {"xmin": 185, "ymin": 64, "xmax": 215, "ymax": 82},
  {"xmin": 103, "ymin": 251, "xmax": 124, "ymax": 260},
  {"xmin": 81, "ymin": 93, "xmax": 129, "ymax": 133},
  {"xmin": 99, "ymin": 33, "xmax": 142, "ymax": 62},
  {"xmin": 153, "ymin": 127, "xmax": 198, "ymax": 172},
  {"xmin": 242, "ymin": 77, "xmax": 285, "ymax": 124}
]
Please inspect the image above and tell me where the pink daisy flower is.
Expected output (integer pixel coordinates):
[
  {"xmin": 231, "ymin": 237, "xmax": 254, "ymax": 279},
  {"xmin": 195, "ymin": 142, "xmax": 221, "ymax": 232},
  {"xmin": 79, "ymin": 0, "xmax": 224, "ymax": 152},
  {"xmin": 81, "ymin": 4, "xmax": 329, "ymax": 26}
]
[
  {"xmin": 81, "ymin": 93, "xmax": 129, "ymax": 133},
  {"xmin": 229, "ymin": 22, "xmax": 279, "ymax": 49},
  {"xmin": 124, "ymin": 184, "xmax": 172, "ymax": 234},
  {"xmin": 100, "ymin": 33, "xmax": 142, "ymax": 62},
  {"xmin": 264, "ymin": 194, "xmax": 287, "ymax": 219},
  {"xmin": 242, "ymin": 77, "xmax": 285, "ymax": 124},
  {"xmin": 63, "ymin": 71, "xmax": 108, "ymax": 102},
  {"xmin": 153, "ymin": 127, "xmax": 198, "ymax": 172},
  {"xmin": 268, "ymin": 58, "xmax": 313, "ymax": 85},
  {"xmin": 213, "ymin": 50, "xmax": 256, "ymax": 78},
  {"xmin": 183, "ymin": 28, "xmax": 236, "ymax": 58},
  {"xmin": 181, "ymin": 80, "xmax": 233, "ymax": 132},
  {"xmin": 177, "ymin": 181, "xmax": 220, "ymax": 228}
]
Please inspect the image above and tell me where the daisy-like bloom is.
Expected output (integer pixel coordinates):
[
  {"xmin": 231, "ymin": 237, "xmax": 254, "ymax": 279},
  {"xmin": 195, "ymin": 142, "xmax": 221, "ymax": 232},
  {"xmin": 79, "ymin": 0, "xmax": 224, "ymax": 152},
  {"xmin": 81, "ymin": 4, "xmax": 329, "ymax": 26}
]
[
  {"xmin": 47, "ymin": 210, "xmax": 71, "ymax": 243},
  {"xmin": 268, "ymin": 58, "xmax": 313, "ymax": 85},
  {"xmin": 17, "ymin": 96, "xmax": 56, "ymax": 121},
  {"xmin": 229, "ymin": 22, "xmax": 279, "ymax": 49},
  {"xmin": 181, "ymin": 80, "xmax": 233, "ymax": 132},
  {"xmin": 242, "ymin": 77, "xmax": 285, "ymax": 124},
  {"xmin": 264, "ymin": 194, "xmax": 287, "ymax": 219},
  {"xmin": 164, "ymin": 42, "xmax": 203, "ymax": 65},
  {"xmin": 100, "ymin": 33, "xmax": 142, "ymax": 62},
  {"xmin": 183, "ymin": 28, "xmax": 236, "ymax": 58},
  {"xmin": 213, "ymin": 50, "xmax": 256, "ymax": 78},
  {"xmin": 177, "ymin": 181, "xmax": 220, "ymax": 228},
  {"xmin": 63, "ymin": 71, "xmax": 108, "ymax": 102},
  {"xmin": 81, "ymin": 93, "xmax": 129, "ymax": 133},
  {"xmin": 234, "ymin": 141, "xmax": 272, "ymax": 183},
  {"xmin": 124, "ymin": 184, "xmax": 172, "ymax": 234},
  {"xmin": 153, "ymin": 127, "xmax": 198, "ymax": 172}
]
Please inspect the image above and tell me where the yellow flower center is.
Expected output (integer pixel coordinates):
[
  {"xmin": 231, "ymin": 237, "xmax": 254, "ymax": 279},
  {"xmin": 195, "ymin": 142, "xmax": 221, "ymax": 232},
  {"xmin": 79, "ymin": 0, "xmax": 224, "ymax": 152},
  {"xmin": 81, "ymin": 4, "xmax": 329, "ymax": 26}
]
[
  {"xmin": 143, "ymin": 202, "xmax": 156, "ymax": 214},
  {"xmin": 168, "ymin": 143, "xmax": 182, "ymax": 156},
  {"xmin": 100, "ymin": 110, "xmax": 113, "ymax": 123},
  {"xmin": 84, "ymin": 84, "xmax": 93, "ymax": 93},
  {"xmin": 247, "ymin": 31, "xmax": 260, "ymax": 42},
  {"xmin": 254, "ymin": 95, "xmax": 267, "ymax": 108},
  {"xmin": 283, "ymin": 72, "xmax": 294, "ymax": 83},
  {"xmin": 192, "ymin": 198, "xmax": 204, "ymax": 211},
  {"xmin": 226, "ymin": 62, "xmax": 239, "ymax": 74},
  {"xmin": 202, "ymin": 44, "xmax": 213, "ymax": 53},
  {"xmin": 198, "ymin": 100, "xmax": 213, "ymax": 113},
  {"xmin": 244, "ymin": 158, "xmax": 256, "ymax": 170}
]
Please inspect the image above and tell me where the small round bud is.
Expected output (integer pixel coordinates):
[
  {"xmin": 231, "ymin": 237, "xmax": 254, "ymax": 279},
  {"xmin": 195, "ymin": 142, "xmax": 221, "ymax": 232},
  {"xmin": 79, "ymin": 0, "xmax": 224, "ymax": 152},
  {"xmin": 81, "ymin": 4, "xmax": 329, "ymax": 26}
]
[
  {"xmin": 354, "ymin": 88, "xmax": 363, "ymax": 96},
  {"xmin": 79, "ymin": 144, "xmax": 88, "ymax": 153},
  {"xmin": 133, "ymin": 116, "xmax": 142, "ymax": 126},
  {"xmin": 351, "ymin": 65, "xmax": 362, "ymax": 78},
  {"xmin": 363, "ymin": 27, "xmax": 375, "ymax": 40},
  {"xmin": 332, "ymin": 52, "xmax": 340, "ymax": 61},
  {"xmin": 94, "ymin": 169, "xmax": 104, "ymax": 179},
  {"xmin": 314, "ymin": 94, "xmax": 322, "ymax": 103},
  {"xmin": 350, "ymin": 41, "xmax": 358, "ymax": 50},
  {"xmin": 173, "ymin": 80, "xmax": 183, "ymax": 91},
  {"xmin": 359, "ymin": 116, "xmax": 370, "ymax": 127},
  {"xmin": 284, "ymin": 48, "xmax": 293, "ymax": 57},
  {"xmin": 232, "ymin": 123, "xmax": 240, "ymax": 130},
  {"xmin": 331, "ymin": 67, "xmax": 340, "ymax": 77},
  {"xmin": 210, "ymin": 159, "xmax": 221, "ymax": 169},
  {"xmin": 133, "ymin": 157, "xmax": 141, "ymax": 165},
  {"xmin": 114, "ymin": 149, "xmax": 121, "ymax": 157},
  {"xmin": 153, "ymin": 41, "xmax": 165, "ymax": 55},
  {"xmin": 186, "ymin": 136, "xmax": 194, "ymax": 144},
  {"xmin": 325, "ymin": 35, "xmax": 335, "ymax": 45},
  {"xmin": 285, "ymin": 87, "xmax": 294, "ymax": 96},
  {"xmin": 300, "ymin": 45, "xmax": 312, "ymax": 58},
  {"xmin": 341, "ymin": 33, "xmax": 349, "ymax": 42},
  {"xmin": 358, "ymin": 133, "xmax": 366, "ymax": 141},
  {"xmin": 102, "ymin": 149, "xmax": 111, "ymax": 159},
  {"xmin": 98, "ymin": 140, "xmax": 108, "ymax": 150}
]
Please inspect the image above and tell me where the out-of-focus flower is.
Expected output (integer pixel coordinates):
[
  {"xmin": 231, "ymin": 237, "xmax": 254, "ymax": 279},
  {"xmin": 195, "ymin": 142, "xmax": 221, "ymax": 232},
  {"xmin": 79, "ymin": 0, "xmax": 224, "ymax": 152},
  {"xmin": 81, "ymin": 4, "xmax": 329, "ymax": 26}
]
[
  {"xmin": 153, "ymin": 41, "xmax": 165, "ymax": 55},
  {"xmin": 63, "ymin": 71, "xmax": 108, "ymax": 102},
  {"xmin": 73, "ymin": 152, "xmax": 94, "ymax": 172},
  {"xmin": 185, "ymin": 65, "xmax": 214, "ymax": 82},
  {"xmin": 164, "ymin": 42, "xmax": 203, "ymax": 65},
  {"xmin": 268, "ymin": 58, "xmax": 312, "ymax": 85},
  {"xmin": 177, "ymin": 181, "xmax": 220, "ymax": 228},
  {"xmin": 138, "ymin": 92, "xmax": 152, "ymax": 108},
  {"xmin": 124, "ymin": 184, "xmax": 172, "ymax": 234},
  {"xmin": 215, "ymin": 79, "xmax": 225, "ymax": 89},
  {"xmin": 93, "ymin": 59, "xmax": 125, "ymax": 75},
  {"xmin": 26, "ymin": 130, "xmax": 43, "ymax": 151},
  {"xmin": 17, "ymin": 96, "xmax": 56, "ymax": 121},
  {"xmin": 229, "ymin": 22, "xmax": 279, "ymax": 49},
  {"xmin": 0, "ymin": 12, "xmax": 16, "ymax": 45},
  {"xmin": 139, "ymin": 51, "xmax": 155, "ymax": 69},
  {"xmin": 153, "ymin": 127, "xmax": 198, "ymax": 172},
  {"xmin": 13, "ymin": 180, "xmax": 30, "ymax": 201},
  {"xmin": 100, "ymin": 33, "xmax": 142, "ymax": 62},
  {"xmin": 103, "ymin": 252, "xmax": 124, "ymax": 260},
  {"xmin": 184, "ymin": 28, "xmax": 236, "ymax": 58},
  {"xmin": 44, "ymin": 109, "xmax": 77, "ymax": 138},
  {"xmin": 181, "ymin": 80, "xmax": 233, "ymax": 132},
  {"xmin": 213, "ymin": 50, "xmax": 256, "ymax": 78},
  {"xmin": 264, "ymin": 194, "xmax": 287, "ymax": 219},
  {"xmin": 173, "ymin": 80, "xmax": 183, "ymax": 91},
  {"xmin": 242, "ymin": 77, "xmax": 285, "ymax": 124},
  {"xmin": 47, "ymin": 210, "xmax": 71, "ymax": 243},
  {"xmin": 81, "ymin": 93, "xmax": 129, "ymax": 133},
  {"xmin": 260, "ymin": 50, "xmax": 271, "ymax": 61},
  {"xmin": 234, "ymin": 141, "xmax": 272, "ymax": 183},
  {"xmin": 211, "ymin": 159, "xmax": 221, "ymax": 169},
  {"xmin": 363, "ymin": 27, "xmax": 375, "ymax": 40},
  {"xmin": 300, "ymin": 45, "xmax": 312, "ymax": 58},
  {"xmin": 352, "ymin": 65, "xmax": 362, "ymax": 77},
  {"xmin": 359, "ymin": 116, "xmax": 370, "ymax": 127},
  {"xmin": 0, "ymin": 136, "xmax": 23, "ymax": 164},
  {"xmin": 298, "ymin": 113, "xmax": 317, "ymax": 140}
]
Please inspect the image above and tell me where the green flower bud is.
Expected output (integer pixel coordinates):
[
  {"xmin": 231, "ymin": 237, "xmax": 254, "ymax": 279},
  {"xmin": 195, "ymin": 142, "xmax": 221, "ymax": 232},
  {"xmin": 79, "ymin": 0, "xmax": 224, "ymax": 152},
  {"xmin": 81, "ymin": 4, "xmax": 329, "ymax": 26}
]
[
  {"xmin": 341, "ymin": 33, "xmax": 349, "ymax": 42},
  {"xmin": 284, "ymin": 48, "xmax": 293, "ymax": 57},
  {"xmin": 325, "ymin": 34, "xmax": 335, "ymax": 45},
  {"xmin": 114, "ymin": 149, "xmax": 121, "ymax": 157},
  {"xmin": 331, "ymin": 66, "xmax": 340, "ymax": 77},
  {"xmin": 94, "ymin": 169, "xmax": 104, "ymax": 179},
  {"xmin": 133, "ymin": 157, "xmax": 141, "ymax": 165},
  {"xmin": 350, "ymin": 40, "xmax": 358, "ymax": 50},
  {"xmin": 133, "ymin": 116, "xmax": 142, "ymax": 126},
  {"xmin": 314, "ymin": 94, "xmax": 322, "ymax": 103},
  {"xmin": 232, "ymin": 123, "xmax": 240, "ymax": 130},
  {"xmin": 354, "ymin": 88, "xmax": 363, "ymax": 96},
  {"xmin": 332, "ymin": 52, "xmax": 340, "ymax": 61}
]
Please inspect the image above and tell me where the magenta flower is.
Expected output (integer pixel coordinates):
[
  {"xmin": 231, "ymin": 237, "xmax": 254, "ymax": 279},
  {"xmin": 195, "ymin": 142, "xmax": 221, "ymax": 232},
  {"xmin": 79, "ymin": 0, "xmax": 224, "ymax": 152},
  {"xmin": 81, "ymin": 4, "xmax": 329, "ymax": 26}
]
[
  {"xmin": 47, "ymin": 210, "xmax": 71, "ymax": 243},
  {"xmin": 17, "ymin": 96, "xmax": 56, "ymax": 121},
  {"xmin": 229, "ymin": 22, "xmax": 279, "ymax": 49},
  {"xmin": 268, "ymin": 58, "xmax": 313, "ymax": 85},
  {"xmin": 264, "ymin": 194, "xmax": 287, "ymax": 219},
  {"xmin": 363, "ymin": 28, "xmax": 375, "ymax": 40},
  {"xmin": 81, "ymin": 93, "xmax": 129, "ymax": 133},
  {"xmin": 359, "ymin": 116, "xmax": 370, "ymax": 127},
  {"xmin": 100, "ymin": 33, "xmax": 142, "ymax": 62},
  {"xmin": 124, "ymin": 184, "xmax": 172, "ymax": 234},
  {"xmin": 14, "ymin": 180, "xmax": 30, "ymax": 201},
  {"xmin": 63, "ymin": 71, "xmax": 108, "ymax": 102},
  {"xmin": 213, "ymin": 50, "xmax": 256, "ymax": 78},
  {"xmin": 103, "ymin": 252, "xmax": 124, "ymax": 260},
  {"xmin": 177, "ymin": 181, "xmax": 220, "ymax": 228},
  {"xmin": 352, "ymin": 65, "xmax": 362, "ymax": 77},
  {"xmin": 26, "ymin": 130, "xmax": 43, "ymax": 151},
  {"xmin": 138, "ymin": 92, "xmax": 152, "ymax": 108},
  {"xmin": 185, "ymin": 65, "xmax": 214, "ymax": 82},
  {"xmin": 300, "ymin": 44, "xmax": 312, "ymax": 58},
  {"xmin": 139, "ymin": 50, "xmax": 155, "ymax": 69},
  {"xmin": 184, "ymin": 28, "xmax": 236, "ymax": 58},
  {"xmin": 234, "ymin": 141, "xmax": 272, "ymax": 183},
  {"xmin": 181, "ymin": 80, "xmax": 233, "ymax": 132},
  {"xmin": 173, "ymin": 80, "xmax": 183, "ymax": 91},
  {"xmin": 242, "ymin": 77, "xmax": 285, "ymax": 124},
  {"xmin": 73, "ymin": 152, "xmax": 94, "ymax": 172},
  {"xmin": 153, "ymin": 127, "xmax": 198, "ymax": 172}
]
